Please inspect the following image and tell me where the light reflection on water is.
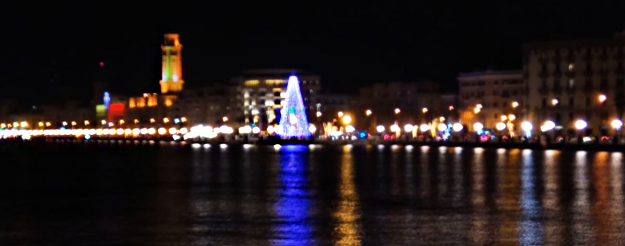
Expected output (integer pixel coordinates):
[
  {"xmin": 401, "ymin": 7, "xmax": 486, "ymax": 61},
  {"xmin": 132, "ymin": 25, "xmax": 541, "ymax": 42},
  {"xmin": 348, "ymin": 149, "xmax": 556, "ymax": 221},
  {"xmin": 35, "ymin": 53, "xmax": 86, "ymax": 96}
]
[
  {"xmin": 271, "ymin": 148, "xmax": 314, "ymax": 246},
  {"xmin": 0, "ymin": 144, "xmax": 624, "ymax": 245}
]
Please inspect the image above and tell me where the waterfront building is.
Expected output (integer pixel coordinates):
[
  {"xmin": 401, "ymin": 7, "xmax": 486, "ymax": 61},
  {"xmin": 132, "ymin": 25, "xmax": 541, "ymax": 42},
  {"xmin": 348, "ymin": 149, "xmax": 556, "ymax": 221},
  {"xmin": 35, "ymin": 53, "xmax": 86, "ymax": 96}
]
[
  {"xmin": 125, "ymin": 34, "xmax": 185, "ymax": 126},
  {"xmin": 458, "ymin": 70, "xmax": 525, "ymax": 131},
  {"xmin": 355, "ymin": 81, "xmax": 441, "ymax": 127},
  {"xmin": 175, "ymin": 84, "xmax": 234, "ymax": 126},
  {"xmin": 231, "ymin": 69, "xmax": 320, "ymax": 128},
  {"xmin": 525, "ymin": 31, "xmax": 625, "ymax": 136}
]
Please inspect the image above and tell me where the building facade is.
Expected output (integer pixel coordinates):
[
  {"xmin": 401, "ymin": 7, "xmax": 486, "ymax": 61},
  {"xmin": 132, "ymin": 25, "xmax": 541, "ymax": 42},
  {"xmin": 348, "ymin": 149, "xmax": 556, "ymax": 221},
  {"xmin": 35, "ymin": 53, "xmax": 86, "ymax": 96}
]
[
  {"xmin": 124, "ymin": 34, "xmax": 185, "ymax": 126},
  {"xmin": 175, "ymin": 84, "xmax": 233, "ymax": 126},
  {"xmin": 355, "ymin": 81, "xmax": 441, "ymax": 128},
  {"xmin": 159, "ymin": 34, "xmax": 184, "ymax": 94},
  {"xmin": 458, "ymin": 70, "xmax": 525, "ymax": 131},
  {"xmin": 525, "ymin": 32, "xmax": 625, "ymax": 136},
  {"xmin": 231, "ymin": 69, "xmax": 320, "ymax": 128}
]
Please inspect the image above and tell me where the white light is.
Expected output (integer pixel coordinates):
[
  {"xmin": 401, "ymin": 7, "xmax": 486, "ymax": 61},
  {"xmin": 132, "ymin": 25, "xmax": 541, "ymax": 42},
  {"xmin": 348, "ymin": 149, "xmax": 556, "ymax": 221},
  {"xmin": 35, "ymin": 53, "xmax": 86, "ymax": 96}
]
[
  {"xmin": 239, "ymin": 125, "xmax": 252, "ymax": 134},
  {"xmin": 390, "ymin": 124, "xmax": 400, "ymax": 132},
  {"xmin": 148, "ymin": 128, "xmax": 156, "ymax": 135},
  {"xmin": 611, "ymin": 119, "xmax": 623, "ymax": 130},
  {"xmin": 496, "ymin": 122, "xmax": 506, "ymax": 131},
  {"xmin": 252, "ymin": 126, "xmax": 261, "ymax": 134},
  {"xmin": 274, "ymin": 125, "xmax": 283, "ymax": 135},
  {"xmin": 521, "ymin": 121, "xmax": 533, "ymax": 131},
  {"xmin": 267, "ymin": 125, "xmax": 275, "ymax": 134},
  {"xmin": 599, "ymin": 94, "xmax": 607, "ymax": 103},
  {"xmin": 473, "ymin": 122, "xmax": 484, "ymax": 132},
  {"xmin": 132, "ymin": 128, "xmax": 140, "ymax": 135},
  {"xmin": 220, "ymin": 126, "xmax": 234, "ymax": 134},
  {"xmin": 158, "ymin": 128, "xmax": 166, "ymax": 135},
  {"xmin": 542, "ymin": 121, "xmax": 556, "ymax": 132},
  {"xmin": 575, "ymin": 120, "xmax": 588, "ymax": 130},
  {"xmin": 308, "ymin": 124, "xmax": 316, "ymax": 133},
  {"xmin": 437, "ymin": 124, "xmax": 447, "ymax": 132},
  {"xmin": 452, "ymin": 123, "xmax": 463, "ymax": 132},
  {"xmin": 345, "ymin": 125, "xmax": 356, "ymax": 133},
  {"xmin": 404, "ymin": 124, "xmax": 413, "ymax": 132},
  {"xmin": 116, "ymin": 128, "xmax": 124, "ymax": 135},
  {"xmin": 420, "ymin": 124, "xmax": 430, "ymax": 132},
  {"xmin": 168, "ymin": 127, "xmax": 177, "ymax": 135},
  {"xmin": 376, "ymin": 125, "xmax": 385, "ymax": 133}
]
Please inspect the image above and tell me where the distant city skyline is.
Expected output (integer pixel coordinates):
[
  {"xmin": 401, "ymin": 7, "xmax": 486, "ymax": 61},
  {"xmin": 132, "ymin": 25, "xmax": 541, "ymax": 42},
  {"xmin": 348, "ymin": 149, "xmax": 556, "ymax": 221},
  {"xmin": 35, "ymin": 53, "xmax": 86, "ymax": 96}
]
[{"xmin": 0, "ymin": 2, "xmax": 624, "ymax": 105}]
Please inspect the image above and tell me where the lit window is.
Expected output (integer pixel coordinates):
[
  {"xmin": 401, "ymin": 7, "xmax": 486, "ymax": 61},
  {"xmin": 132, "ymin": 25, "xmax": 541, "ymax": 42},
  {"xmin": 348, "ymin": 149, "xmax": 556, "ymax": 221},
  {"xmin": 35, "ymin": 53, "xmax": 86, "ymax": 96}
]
[
  {"xmin": 265, "ymin": 79, "xmax": 285, "ymax": 85},
  {"xmin": 165, "ymin": 99, "xmax": 173, "ymax": 107},
  {"xmin": 568, "ymin": 63, "xmax": 574, "ymax": 71},
  {"xmin": 129, "ymin": 98, "xmax": 136, "ymax": 108},
  {"xmin": 137, "ymin": 98, "xmax": 146, "ymax": 108},
  {"xmin": 245, "ymin": 80, "xmax": 259, "ymax": 86}
]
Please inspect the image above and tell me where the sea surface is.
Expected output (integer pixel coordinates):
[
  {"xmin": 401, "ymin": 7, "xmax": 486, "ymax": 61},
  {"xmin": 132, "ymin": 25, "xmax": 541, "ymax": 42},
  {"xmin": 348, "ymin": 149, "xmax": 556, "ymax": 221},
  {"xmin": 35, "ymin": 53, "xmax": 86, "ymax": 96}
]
[{"xmin": 0, "ymin": 142, "xmax": 624, "ymax": 245}]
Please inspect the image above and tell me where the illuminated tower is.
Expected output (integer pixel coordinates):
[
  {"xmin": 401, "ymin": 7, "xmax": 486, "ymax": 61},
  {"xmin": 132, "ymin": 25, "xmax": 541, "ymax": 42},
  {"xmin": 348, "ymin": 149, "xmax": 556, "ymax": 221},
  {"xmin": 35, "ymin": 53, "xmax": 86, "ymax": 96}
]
[{"xmin": 159, "ymin": 34, "xmax": 184, "ymax": 94}]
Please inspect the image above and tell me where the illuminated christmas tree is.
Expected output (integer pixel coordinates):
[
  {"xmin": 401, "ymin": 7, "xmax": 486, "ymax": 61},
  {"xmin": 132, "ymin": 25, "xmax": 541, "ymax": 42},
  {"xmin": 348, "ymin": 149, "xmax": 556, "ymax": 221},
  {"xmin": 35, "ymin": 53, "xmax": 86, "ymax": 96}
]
[{"xmin": 277, "ymin": 75, "xmax": 311, "ymax": 139}]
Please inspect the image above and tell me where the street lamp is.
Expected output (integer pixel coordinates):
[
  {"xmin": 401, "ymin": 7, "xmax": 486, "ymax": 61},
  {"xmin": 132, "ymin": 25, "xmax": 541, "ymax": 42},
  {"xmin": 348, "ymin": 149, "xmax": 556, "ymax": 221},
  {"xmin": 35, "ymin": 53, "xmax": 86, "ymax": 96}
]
[
  {"xmin": 366, "ymin": 109, "xmax": 372, "ymax": 116},
  {"xmin": 611, "ymin": 119, "xmax": 623, "ymax": 143},
  {"xmin": 473, "ymin": 122, "xmax": 484, "ymax": 132},
  {"xmin": 404, "ymin": 124, "xmax": 413, "ymax": 132},
  {"xmin": 575, "ymin": 120, "xmax": 587, "ymax": 130},
  {"xmin": 338, "ymin": 111, "xmax": 344, "ymax": 117},
  {"xmin": 452, "ymin": 123, "xmax": 463, "ymax": 132},
  {"xmin": 521, "ymin": 121, "xmax": 533, "ymax": 138},
  {"xmin": 521, "ymin": 121, "xmax": 533, "ymax": 132},
  {"xmin": 422, "ymin": 107, "xmax": 428, "ymax": 113},
  {"xmin": 611, "ymin": 119, "xmax": 623, "ymax": 130},
  {"xmin": 575, "ymin": 119, "xmax": 588, "ymax": 143},
  {"xmin": 599, "ymin": 94, "xmax": 607, "ymax": 104},
  {"xmin": 541, "ymin": 120, "xmax": 556, "ymax": 132},
  {"xmin": 496, "ymin": 122, "xmax": 506, "ymax": 131},
  {"xmin": 342, "ymin": 115, "xmax": 352, "ymax": 124},
  {"xmin": 512, "ymin": 101, "xmax": 519, "ymax": 108},
  {"xmin": 376, "ymin": 125, "xmax": 385, "ymax": 133},
  {"xmin": 394, "ymin": 108, "xmax": 401, "ymax": 114},
  {"xmin": 437, "ymin": 124, "xmax": 447, "ymax": 132}
]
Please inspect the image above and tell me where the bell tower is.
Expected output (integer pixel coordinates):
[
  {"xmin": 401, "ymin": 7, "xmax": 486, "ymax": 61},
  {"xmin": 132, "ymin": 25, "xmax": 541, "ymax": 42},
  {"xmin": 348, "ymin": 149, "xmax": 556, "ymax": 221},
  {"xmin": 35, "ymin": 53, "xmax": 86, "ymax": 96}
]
[{"xmin": 159, "ymin": 34, "xmax": 184, "ymax": 94}]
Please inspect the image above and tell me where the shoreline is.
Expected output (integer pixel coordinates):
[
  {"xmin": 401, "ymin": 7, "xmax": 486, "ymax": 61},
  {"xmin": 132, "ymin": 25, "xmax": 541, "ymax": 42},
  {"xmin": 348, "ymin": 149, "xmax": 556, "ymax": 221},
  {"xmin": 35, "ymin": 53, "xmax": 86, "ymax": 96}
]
[{"xmin": 1, "ymin": 136, "xmax": 624, "ymax": 152}]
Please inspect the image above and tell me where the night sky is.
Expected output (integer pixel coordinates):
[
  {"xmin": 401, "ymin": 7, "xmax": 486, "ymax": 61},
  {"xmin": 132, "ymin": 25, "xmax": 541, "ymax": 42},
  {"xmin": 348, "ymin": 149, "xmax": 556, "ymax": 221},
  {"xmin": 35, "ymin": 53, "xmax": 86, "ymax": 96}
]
[{"xmin": 1, "ymin": 1, "xmax": 624, "ymax": 106}]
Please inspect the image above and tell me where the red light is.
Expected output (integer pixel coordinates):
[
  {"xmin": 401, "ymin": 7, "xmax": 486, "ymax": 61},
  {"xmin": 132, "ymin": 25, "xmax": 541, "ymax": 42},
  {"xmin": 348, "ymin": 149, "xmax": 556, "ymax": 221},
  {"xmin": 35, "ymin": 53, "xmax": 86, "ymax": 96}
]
[{"xmin": 108, "ymin": 103, "xmax": 125, "ymax": 122}]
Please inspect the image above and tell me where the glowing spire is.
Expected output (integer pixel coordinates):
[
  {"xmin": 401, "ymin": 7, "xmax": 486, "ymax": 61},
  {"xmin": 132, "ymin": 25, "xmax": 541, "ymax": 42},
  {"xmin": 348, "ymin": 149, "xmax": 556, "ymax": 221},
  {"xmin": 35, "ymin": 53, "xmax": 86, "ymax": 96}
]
[{"xmin": 276, "ymin": 75, "xmax": 311, "ymax": 139}]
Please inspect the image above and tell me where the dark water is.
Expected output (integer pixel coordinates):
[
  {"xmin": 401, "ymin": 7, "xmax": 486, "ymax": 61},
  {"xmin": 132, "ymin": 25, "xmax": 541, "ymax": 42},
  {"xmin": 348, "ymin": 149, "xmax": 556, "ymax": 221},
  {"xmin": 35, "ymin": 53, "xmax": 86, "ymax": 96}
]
[{"xmin": 0, "ymin": 142, "xmax": 624, "ymax": 245}]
